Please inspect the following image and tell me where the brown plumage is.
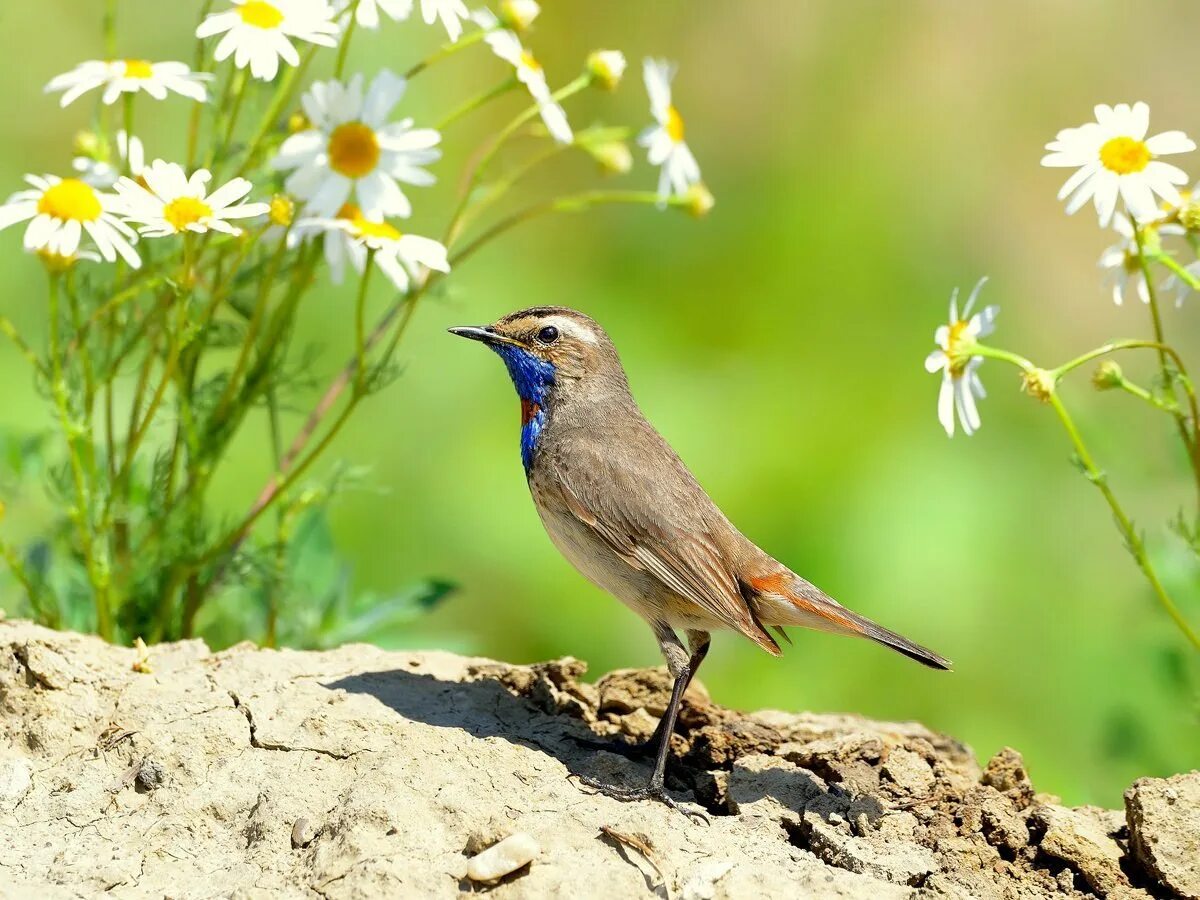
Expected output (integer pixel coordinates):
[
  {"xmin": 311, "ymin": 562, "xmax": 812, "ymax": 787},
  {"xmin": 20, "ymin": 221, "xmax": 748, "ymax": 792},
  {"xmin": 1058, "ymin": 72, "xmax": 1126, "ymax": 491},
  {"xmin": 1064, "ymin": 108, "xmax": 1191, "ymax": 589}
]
[{"xmin": 450, "ymin": 306, "xmax": 949, "ymax": 815}]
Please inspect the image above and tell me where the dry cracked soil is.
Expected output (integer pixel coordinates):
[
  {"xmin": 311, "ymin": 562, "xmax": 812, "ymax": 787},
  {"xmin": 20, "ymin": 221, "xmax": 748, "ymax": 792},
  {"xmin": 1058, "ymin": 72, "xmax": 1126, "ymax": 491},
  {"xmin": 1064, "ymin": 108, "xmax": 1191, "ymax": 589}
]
[{"xmin": 0, "ymin": 620, "xmax": 1197, "ymax": 899}]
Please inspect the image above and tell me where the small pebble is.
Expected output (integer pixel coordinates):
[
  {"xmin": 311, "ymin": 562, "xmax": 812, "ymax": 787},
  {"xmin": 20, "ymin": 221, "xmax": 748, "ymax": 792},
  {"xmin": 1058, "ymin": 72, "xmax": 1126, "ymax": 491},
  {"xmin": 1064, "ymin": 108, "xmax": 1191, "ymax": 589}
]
[
  {"xmin": 291, "ymin": 817, "xmax": 315, "ymax": 849},
  {"xmin": 466, "ymin": 832, "xmax": 539, "ymax": 883},
  {"xmin": 134, "ymin": 760, "xmax": 166, "ymax": 793}
]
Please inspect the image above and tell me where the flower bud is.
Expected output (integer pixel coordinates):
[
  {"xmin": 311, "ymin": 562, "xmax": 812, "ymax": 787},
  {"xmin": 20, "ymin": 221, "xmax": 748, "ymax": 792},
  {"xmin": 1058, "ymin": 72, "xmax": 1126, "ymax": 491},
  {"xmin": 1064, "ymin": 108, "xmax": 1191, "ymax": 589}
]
[
  {"xmin": 269, "ymin": 195, "xmax": 295, "ymax": 227},
  {"xmin": 682, "ymin": 183, "xmax": 715, "ymax": 218},
  {"xmin": 287, "ymin": 111, "xmax": 311, "ymax": 134},
  {"xmin": 1092, "ymin": 360, "xmax": 1123, "ymax": 391},
  {"xmin": 1021, "ymin": 368, "xmax": 1055, "ymax": 403},
  {"xmin": 587, "ymin": 50, "xmax": 627, "ymax": 91},
  {"xmin": 500, "ymin": 0, "xmax": 540, "ymax": 31},
  {"xmin": 1180, "ymin": 202, "xmax": 1200, "ymax": 232},
  {"xmin": 589, "ymin": 140, "xmax": 633, "ymax": 176},
  {"xmin": 73, "ymin": 130, "xmax": 102, "ymax": 160},
  {"xmin": 36, "ymin": 248, "xmax": 78, "ymax": 274}
]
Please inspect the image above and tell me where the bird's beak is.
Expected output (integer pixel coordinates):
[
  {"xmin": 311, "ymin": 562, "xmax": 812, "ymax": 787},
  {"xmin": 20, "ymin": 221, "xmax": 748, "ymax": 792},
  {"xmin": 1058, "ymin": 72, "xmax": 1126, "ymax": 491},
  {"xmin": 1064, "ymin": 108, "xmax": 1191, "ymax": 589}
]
[{"xmin": 447, "ymin": 325, "xmax": 522, "ymax": 348}]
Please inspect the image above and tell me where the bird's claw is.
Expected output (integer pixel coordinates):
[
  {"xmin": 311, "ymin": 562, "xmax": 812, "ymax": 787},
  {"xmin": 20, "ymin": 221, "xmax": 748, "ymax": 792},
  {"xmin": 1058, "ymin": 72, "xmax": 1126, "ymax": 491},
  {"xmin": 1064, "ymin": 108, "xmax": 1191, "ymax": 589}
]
[{"xmin": 572, "ymin": 774, "xmax": 710, "ymax": 824}]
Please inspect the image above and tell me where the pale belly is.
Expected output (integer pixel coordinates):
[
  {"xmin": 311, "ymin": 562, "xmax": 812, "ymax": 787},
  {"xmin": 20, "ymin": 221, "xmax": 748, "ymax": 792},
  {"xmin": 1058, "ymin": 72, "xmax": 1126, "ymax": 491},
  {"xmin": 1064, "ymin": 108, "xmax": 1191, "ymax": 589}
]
[{"xmin": 528, "ymin": 479, "xmax": 726, "ymax": 632}]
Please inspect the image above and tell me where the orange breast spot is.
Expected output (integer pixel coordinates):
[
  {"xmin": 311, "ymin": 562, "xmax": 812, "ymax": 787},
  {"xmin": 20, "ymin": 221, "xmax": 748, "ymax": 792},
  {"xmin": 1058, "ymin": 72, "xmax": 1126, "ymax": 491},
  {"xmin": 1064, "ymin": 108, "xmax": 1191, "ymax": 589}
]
[{"xmin": 520, "ymin": 399, "xmax": 540, "ymax": 425}]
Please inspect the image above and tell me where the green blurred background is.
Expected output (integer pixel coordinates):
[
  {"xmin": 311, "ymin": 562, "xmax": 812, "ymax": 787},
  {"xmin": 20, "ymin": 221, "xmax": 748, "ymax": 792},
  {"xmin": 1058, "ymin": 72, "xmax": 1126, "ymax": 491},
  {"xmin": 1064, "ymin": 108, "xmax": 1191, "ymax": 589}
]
[{"xmin": 1, "ymin": 0, "xmax": 1199, "ymax": 807}]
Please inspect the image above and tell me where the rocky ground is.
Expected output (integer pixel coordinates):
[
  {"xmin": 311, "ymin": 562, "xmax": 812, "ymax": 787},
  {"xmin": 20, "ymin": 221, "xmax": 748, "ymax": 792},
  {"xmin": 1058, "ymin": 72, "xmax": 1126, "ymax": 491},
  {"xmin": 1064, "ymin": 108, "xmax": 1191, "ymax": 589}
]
[{"xmin": 0, "ymin": 620, "xmax": 1196, "ymax": 899}]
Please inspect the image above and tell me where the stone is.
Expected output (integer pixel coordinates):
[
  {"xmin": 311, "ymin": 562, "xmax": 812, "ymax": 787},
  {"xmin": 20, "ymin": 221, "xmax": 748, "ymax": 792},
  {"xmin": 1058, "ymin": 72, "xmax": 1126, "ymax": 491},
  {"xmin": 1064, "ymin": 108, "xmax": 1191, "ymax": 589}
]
[
  {"xmin": 465, "ymin": 832, "xmax": 540, "ymax": 882},
  {"xmin": 1125, "ymin": 771, "xmax": 1200, "ymax": 898}
]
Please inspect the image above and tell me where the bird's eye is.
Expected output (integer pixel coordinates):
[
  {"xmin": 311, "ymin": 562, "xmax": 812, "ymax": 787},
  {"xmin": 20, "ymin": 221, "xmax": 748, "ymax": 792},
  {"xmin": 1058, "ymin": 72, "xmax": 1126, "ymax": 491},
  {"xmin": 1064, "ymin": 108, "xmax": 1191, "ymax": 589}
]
[{"xmin": 536, "ymin": 325, "xmax": 559, "ymax": 344}]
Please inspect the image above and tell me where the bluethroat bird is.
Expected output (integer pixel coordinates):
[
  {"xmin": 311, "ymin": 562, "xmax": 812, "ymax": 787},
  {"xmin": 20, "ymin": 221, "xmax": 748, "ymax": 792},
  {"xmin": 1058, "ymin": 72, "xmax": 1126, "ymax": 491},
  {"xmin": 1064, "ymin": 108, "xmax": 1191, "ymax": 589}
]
[{"xmin": 450, "ymin": 307, "xmax": 950, "ymax": 815}]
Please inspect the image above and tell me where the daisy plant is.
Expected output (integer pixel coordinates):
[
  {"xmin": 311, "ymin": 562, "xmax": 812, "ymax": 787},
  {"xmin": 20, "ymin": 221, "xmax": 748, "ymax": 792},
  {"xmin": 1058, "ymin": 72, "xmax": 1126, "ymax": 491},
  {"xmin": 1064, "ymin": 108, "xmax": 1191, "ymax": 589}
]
[
  {"xmin": 925, "ymin": 100, "xmax": 1200, "ymax": 656},
  {"xmin": 0, "ymin": 3, "xmax": 712, "ymax": 650}
]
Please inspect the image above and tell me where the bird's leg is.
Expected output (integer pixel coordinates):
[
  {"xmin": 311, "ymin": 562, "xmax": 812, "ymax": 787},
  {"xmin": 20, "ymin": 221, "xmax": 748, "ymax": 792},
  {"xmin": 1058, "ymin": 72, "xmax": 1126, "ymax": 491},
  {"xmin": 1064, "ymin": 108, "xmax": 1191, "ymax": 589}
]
[
  {"xmin": 574, "ymin": 627, "xmax": 710, "ymax": 822},
  {"xmin": 572, "ymin": 630, "xmax": 711, "ymax": 758}
]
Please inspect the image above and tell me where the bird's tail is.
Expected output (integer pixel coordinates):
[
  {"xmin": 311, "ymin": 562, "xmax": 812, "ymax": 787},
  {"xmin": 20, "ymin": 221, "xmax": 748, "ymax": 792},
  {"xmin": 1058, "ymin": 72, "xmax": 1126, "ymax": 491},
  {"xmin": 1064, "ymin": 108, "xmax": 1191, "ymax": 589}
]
[{"xmin": 742, "ymin": 571, "xmax": 952, "ymax": 671}]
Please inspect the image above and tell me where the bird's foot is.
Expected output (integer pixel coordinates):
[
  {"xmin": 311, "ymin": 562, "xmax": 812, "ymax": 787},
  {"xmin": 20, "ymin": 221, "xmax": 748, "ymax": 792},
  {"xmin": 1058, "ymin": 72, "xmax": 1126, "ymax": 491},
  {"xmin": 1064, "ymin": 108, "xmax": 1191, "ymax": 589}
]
[
  {"xmin": 568, "ymin": 732, "xmax": 656, "ymax": 759},
  {"xmin": 572, "ymin": 774, "xmax": 710, "ymax": 824}
]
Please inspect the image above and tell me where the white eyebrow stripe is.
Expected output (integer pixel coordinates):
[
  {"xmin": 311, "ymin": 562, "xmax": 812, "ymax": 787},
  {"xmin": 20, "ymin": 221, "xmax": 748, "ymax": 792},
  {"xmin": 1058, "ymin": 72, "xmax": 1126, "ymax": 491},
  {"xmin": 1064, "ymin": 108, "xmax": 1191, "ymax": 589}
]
[{"xmin": 545, "ymin": 315, "xmax": 598, "ymax": 344}]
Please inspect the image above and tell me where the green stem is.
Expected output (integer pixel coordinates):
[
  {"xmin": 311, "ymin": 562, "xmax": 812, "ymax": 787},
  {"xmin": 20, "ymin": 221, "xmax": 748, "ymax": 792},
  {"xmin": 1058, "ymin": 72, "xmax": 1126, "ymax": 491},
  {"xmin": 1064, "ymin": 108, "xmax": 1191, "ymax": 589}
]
[
  {"xmin": 1114, "ymin": 377, "xmax": 1179, "ymax": 414},
  {"xmin": 1050, "ymin": 338, "xmax": 1200, "ymax": 500},
  {"xmin": 0, "ymin": 316, "xmax": 49, "ymax": 377},
  {"xmin": 209, "ymin": 231, "xmax": 296, "ymax": 427},
  {"xmin": 235, "ymin": 44, "xmax": 320, "ymax": 178},
  {"xmin": 354, "ymin": 252, "xmax": 375, "ymax": 392},
  {"xmin": 121, "ymin": 94, "xmax": 134, "ymax": 174},
  {"xmin": 451, "ymin": 190, "xmax": 687, "ymax": 264},
  {"xmin": 1047, "ymin": 390, "xmax": 1200, "ymax": 652},
  {"xmin": 334, "ymin": 3, "xmax": 359, "ymax": 78},
  {"xmin": 103, "ymin": 0, "xmax": 117, "ymax": 58},
  {"xmin": 1133, "ymin": 225, "xmax": 1194, "ymax": 470},
  {"xmin": 435, "ymin": 78, "xmax": 518, "ymax": 131},
  {"xmin": 444, "ymin": 74, "xmax": 591, "ymax": 246},
  {"xmin": 213, "ymin": 68, "xmax": 250, "ymax": 171},
  {"xmin": 187, "ymin": 0, "xmax": 218, "ymax": 167},
  {"xmin": 404, "ymin": 27, "xmax": 487, "ymax": 79},
  {"xmin": 49, "ymin": 276, "xmax": 111, "ymax": 640},
  {"xmin": 1155, "ymin": 252, "xmax": 1200, "ymax": 291},
  {"xmin": 265, "ymin": 383, "xmax": 285, "ymax": 648},
  {"xmin": 0, "ymin": 537, "xmax": 54, "ymax": 627}
]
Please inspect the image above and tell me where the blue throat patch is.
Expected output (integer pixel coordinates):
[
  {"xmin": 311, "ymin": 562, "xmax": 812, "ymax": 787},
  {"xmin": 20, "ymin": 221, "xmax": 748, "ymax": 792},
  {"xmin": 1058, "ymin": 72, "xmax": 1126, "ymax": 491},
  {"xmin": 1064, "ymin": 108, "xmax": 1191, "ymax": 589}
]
[{"xmin": 488, "ymin": 343, "xmax": 556, "ymax": 473}]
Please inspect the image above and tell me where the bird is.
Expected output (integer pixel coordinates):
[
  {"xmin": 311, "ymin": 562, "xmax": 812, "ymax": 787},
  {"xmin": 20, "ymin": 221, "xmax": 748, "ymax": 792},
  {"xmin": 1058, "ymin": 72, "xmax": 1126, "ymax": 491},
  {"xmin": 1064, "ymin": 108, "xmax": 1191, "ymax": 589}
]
[{"xmin": 449, "ymin": 307, "xmax": 950, "ymax": 815}]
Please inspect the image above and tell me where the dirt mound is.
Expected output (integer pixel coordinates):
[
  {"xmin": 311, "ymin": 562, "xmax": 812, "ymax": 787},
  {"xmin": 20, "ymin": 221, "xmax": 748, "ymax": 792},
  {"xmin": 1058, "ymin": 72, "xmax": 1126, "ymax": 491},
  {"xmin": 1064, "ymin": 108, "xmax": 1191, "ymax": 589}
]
[{"xmin": 0, "ymin": 621, "xmax": 1195, "ymax": 898}]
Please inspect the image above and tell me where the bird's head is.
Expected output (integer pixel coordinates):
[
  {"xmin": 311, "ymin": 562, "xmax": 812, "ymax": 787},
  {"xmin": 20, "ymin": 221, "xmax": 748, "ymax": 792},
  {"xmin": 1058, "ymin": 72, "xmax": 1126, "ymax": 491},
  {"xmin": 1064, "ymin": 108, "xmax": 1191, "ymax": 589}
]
[
  {"xmin": 449, "ymin": 307, "xmax": 628, "ymax": 472},
  {"xmin": 448, "ymin": 306, "xmax": 626, "ymax": 405}
]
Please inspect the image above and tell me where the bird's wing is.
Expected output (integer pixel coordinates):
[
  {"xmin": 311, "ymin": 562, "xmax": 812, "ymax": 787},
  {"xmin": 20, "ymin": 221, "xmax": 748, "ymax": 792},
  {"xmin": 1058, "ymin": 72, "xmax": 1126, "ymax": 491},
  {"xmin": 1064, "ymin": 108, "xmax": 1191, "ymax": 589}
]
[{"xmin": 550, "ymin": 431, "xmax": 781, "ymax": 655}]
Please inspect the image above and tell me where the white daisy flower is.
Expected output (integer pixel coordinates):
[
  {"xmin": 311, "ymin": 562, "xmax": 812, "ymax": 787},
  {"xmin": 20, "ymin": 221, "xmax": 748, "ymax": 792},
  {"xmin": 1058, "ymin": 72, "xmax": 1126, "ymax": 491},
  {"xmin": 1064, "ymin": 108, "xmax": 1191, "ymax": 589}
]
[
  {"xmin": 923, "ymin": 279, "xmax": 997, "ymax": 437},
  {"xmin": 196, "ymin": 0, "xmax": 340, "ymax": 82},
  {"xmin": 74, "ymin": 131, "xmax": 146, "ymax": 190},
  {"xmin": 45, "ymin": 60, "xmax": 212, "ymax": 108},
  {"xmin": 1164, "ymin": 261, "xmax": 1200, "ymax": 307},
  {"xmin": 334, "ymin": 0, "xmax": 411, "ymax": 28},
  {"xmin": 420, "ymin": 0, "xmax": 469, "ymax": 42},
  {"xmin": 271, "ymin": 69, "xmax": 441, "ymax": 219},
  {"xmin": 113, "ymin": 161, "xmax": 271, "ymax": 238},
  {"xmin": 1041, "ymin": 102, "xmax": 1195, "ymax": 226},
  {"xmin": 1097, "ymin": 213, "xmax": 1182, "ymax": 305},
  {"xmin": 299, "ymin": 203, "xmax": 449, "ymax": 293},
  {"xmin": 474, "ymin": 9, "xmax": 572, "ymax": 144},
  {"xmin": 0, "ymin": 175, "xmax": 139, "ymax": 268},
  {"xmin": 639, "ymin": 58, "xmax": 701, "ymax": 202}
]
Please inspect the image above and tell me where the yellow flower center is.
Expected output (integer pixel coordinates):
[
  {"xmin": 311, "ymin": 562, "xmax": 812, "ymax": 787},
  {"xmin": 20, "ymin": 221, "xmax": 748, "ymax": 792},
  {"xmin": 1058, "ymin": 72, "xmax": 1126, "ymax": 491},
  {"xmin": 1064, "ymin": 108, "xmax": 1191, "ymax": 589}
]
[
  {"xmin": 666, "ymin": 105, "xmax": 685, "ymax": 143},
  {"xmin": 945, "ymin": 320, "xmax": 973, "ymax": 376},
  {"xmin": 269, "ymin": 195, "xmax": 295, "ymax": 227},
  {"xmin": 122, "ymin": 59, "xmax": 154, "ymax": 79},
  {"xmin": 238, "ymin": 0, "xmax": 284, "ymax": 28},
  {"xmin": 519, "ymin": 51, "xmax": 542, "ymax": 73},
  {"xmin": 328, "ymin": 122, "xmax": 381, "ymax": 179},
  {"xmin": 335, "ymin": 203, "xmax": 400, "ymax": 241},
  {"xmin": 37, "ymin": 179, "xmax": 102, "ymax": 222},
  {"xmin": 1099, "ymin": 136, "xmax": 1150, "ymax": 175},
  {"xmin": 355, "ymin": 218, "xmax": 401, "ymax": 241},
  {"xmin": 162, "ymin": 196, "xmax": 214, "ymax": 231}
]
